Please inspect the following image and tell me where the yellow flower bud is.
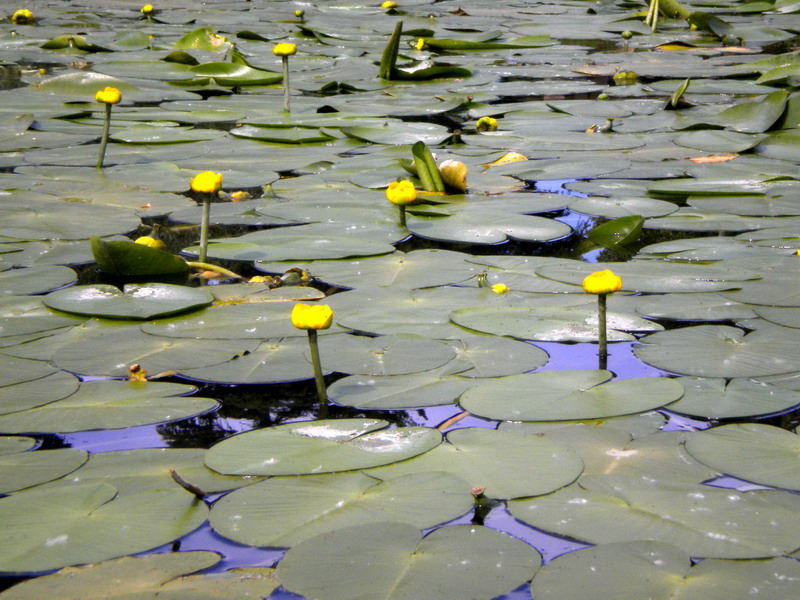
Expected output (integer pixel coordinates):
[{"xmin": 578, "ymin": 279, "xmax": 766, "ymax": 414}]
[
  {"xmin": 141, "ymin": 4, "xmax": 154, "ymax": 14},
  {"xmin": 294, "ymin": 9, "xmax": 305, "ymax": 17},
  {"xmin": 134, "ymin": 236, "xmax": 166, "ymax": 250},
  {"xmin": 415, "ymin": 38, "xmax": 425, "ymax": 50},
  {"xmin": 273, "ymin": 42, "xmax": 297, "ymax": 56},
  {"xmin": 95, "ymin": 86, "xmax": 122, "ymax": 105},
  {"xmin": 491, "ymin": 283, "xmax": 510, "ymax": 294},
  {"xmin": 382, "ymin": 1, "xmax": 398, "ymax": 8},
  {"xmin": 190, "ymin": 170, "xmax": 223, "ymax": 194},
  {"xmin": 438, "ymin": 159, "xmax": 468, "ymax": 193},
  {"xmin": 248, "ymin": 275, "xmax": 275, "ymax": 284},
  {"xmin": 385, "ymin": 180, "xmax": 417, "ymax": 205},
  {"xmin": 476, "ymin": 116, "xmax": 498, "ymax": 132},
  {"xmin": 11, "ymin": 9, "xmax": 34, "ymax": 25},
  {"xmin": 291, "ymin": 303, "xmax": 334, "ymax": 330},
  {"xmin": 582, "ymin": 270, "xmax": 623, "ymax": 295}
]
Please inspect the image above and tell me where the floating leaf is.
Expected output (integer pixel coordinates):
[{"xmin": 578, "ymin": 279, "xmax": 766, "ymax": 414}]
[
  {"xmin": 90, "ymin": 236, "xmax": 190, "ymax": 277},
  {"xmin": 667, "ymin": 377, "xmax": 800, "ymax": 419},
  {"xmin": 0, "ymin": 449, "xmax": 88, "ymax": 494},
  {"xmin": 277, "ymin": 522, "xmax": 541, "ymax": 600}
]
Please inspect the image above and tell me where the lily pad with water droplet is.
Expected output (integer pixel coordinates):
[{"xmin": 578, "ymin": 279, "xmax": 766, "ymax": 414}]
[
  {"xmin": 205, "ymin": 419, "xmax": 441, "ymax": 477},
  {"xmin": 43, "ymin": 284, "xmax": 212, "ymax": 320},
  {"xmin": 277, "ymin": 522, "xmax": 541, "ymax": 600},
  {"xmin": 509, "ymin": 474, "xmax": 800, "ymax": 558}
]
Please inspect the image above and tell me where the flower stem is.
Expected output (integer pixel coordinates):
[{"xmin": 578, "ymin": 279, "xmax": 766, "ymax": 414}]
[
  {"xmin": 598, "ymin": 292, "xmax": 608, "ymax": 370},
  {"xmin": 199, "ymin": 195, "xmax": 211, "ymax": 263},
  {"xmin": 398, "ymin": 204, "xmax": 407, "ymax": 227},
  {"xmin": 185, "ymin": 262, "xmax": 241, "ymax": 279},
  {"xmin": 96, "ymin": 103, "xmax": 112, "ymax": 169},
  {"xmin": 282, "ymin": 56, "xmax": 290, "ymax": 112},
  {"xmin": 306, "ymin": 329, "xmax": 327, "ymax": 406}
]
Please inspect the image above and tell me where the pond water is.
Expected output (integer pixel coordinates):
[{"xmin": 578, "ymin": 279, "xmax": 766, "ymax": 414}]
[{"xmin": 1, "ymin": 1, "xmax": 800, "ymax": 599}]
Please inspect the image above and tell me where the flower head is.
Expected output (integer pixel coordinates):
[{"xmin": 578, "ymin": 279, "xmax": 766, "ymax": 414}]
[
  {"xmin": 382, "ymin": 1, "xmax": 398, "ymax": 8},
  {"xmin": 385, "ymin": 180, "xmax": 417, "ymax": 205},
  {"xmin": 415, "ymin": 38, "xmax": 425, "ymax": 50},
  {"xmin": 292, "ymin": 303, "xmax": 334, "ymax": 330},
  {"xmin": 582, "ymin": 270, "xmax": 623, "ymax": 295},
  {"xmin": 11, "ymin": 9, "xmax": 34, "ymax": 25},
  {"xmin": 95, "ymin": 86, "xmax": 122, "ymax": 105},
  {"xmin": 491, "ymin": 283, "xmax": 510, "ymax": 294},
  {"xmin": 439, "ymin": 159, "xmax": 468, "ymax": 193},
  {"xmin": 141, "ymin": 4, "xmax": 154, "ymax": 14},
  {"xmin": 190, "ymin": 171, "xmax": 223, "ymax": 194},
  {"xmin": 294, "ymin": 9, "xmax": 305, "ymax": 17},
  {"xmin": 273, "ymin": 42, "xmax": 297, "ymax": 56},
  {"xmin": 135, "ymin": 236, "xmax": 166, "ymax": 250},
  {"xmin": 476, "ymin": 116, "xmax": 498, "ymax": 132}
]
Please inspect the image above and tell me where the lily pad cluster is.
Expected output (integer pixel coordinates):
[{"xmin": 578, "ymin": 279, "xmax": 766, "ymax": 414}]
[{"xmin": 1, "ymin": 0, "xmax": 800, "ymax": 599}]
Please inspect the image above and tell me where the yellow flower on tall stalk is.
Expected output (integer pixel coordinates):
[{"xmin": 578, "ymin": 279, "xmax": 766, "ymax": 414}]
[
  {"xmin": 273, "ymin": 43, "xmax": 297, "ymax": 112},
  {"xmin": 135, "ymin": 236, "xmax": 166, "ymax": 250},
  {"xmin": 141, "ymin": 4, "xmax": 154, "ymax": 15},
  {"xmin": 292, "ymin": 303, "xmax": 334, "ymax": 407},
  {"xmin": 95, "ymin": 87, "xmax": 121, "ymax": 169},
  {"xmin": 11, "ymin": 9, "xmax": 34, "ymax": 25},
  {"xmin": 583, "ymin": 269, "xmax": 623, "ymax": 370},
  {"xmin": 190, "ymin": 171, "xmax": 223, "ymax": 263},
  {"xmin": 385, "ymin": 180, "xmax": 417, "ymax": 227},
  {"xmin": 382, "ymin": 1, "xmax": 398, "ymax": 9}
]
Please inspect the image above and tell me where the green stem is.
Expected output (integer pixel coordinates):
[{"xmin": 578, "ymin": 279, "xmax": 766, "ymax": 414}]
[
  {"xmin": 398, "ymin": 204, "xmax": 407, "ymax": 227},
  {"xmin": 199, "ymin": 196, "xmax": 211, "ymax": 263},
  {"xmin": 598, "ymin": 293, "xmax": 608, "ymax": 370},
  {"xmin": 282, "ymin": 56, "xmax": 290, "ymax": 112},
  {"xmin": 379, "ymin": 20, "xmax": 403, "ymax": 80},
  {"xmin": 96, "ymin": 103, "xmax": 112, "ymax": 169},
  {"xmin": 307, "ymin": 329, "xmax": 328, "ymax": 406},
  {"xmin": 185, "ymin": 262, "xmax": 241, "ymax": 279}
]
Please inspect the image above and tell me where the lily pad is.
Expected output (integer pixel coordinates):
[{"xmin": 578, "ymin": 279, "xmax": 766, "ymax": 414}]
[
  {"xmin": 210, "ymin": 471, "xmax": 474, "ymax": 549},
  {"xmin": 0, "ymin": 380, "xmax": 219, "ymax": 434},
  {"xmin": 666, "ymin": 377, "xmax": 800, "ymax": 419},
  {"xmin": 0, "ymin": 266, "xmax": 76, "ymax": 296},
  {"xmin": 0, "ymin": 552, "xmax": 280, "ymax": 600},
  {"xmin": 43, "ymin": 284, "xmax": 212, "ymax": 320},
  {"xmin": 685, "ymin": 423, "xmax": 800, "ymax": 491},
  {"xmin": 0, "ymin": 483, "xmax": 208, "ymax": 573},
  {"xmin": 509, "ymin": 474, "xmax": 800, "ymax": 558},
  {"xmin": 205, "ymin": 419, "xmax": 442, "ymax": 476},
  {"xmin": 277, "ymin": 522, "xmax": 541, "ymax": 600},
  {"xmin": 0, "ymin": 448, "xmax": 88, "ymax": 494},
  {"xmin": 89, "ymin": 237, "xmax": 189, "ymax": 277},
  {"xmin": 459, "ymin": 371, "xmax": 684, "ymax": 421}
]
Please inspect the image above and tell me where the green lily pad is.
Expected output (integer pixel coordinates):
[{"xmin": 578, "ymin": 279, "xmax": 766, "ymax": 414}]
[
  {"xmin": 531, "ymin": 541, "xmax": 800, "ymax": 600},
  {"xmin": 205, "ymin": 419, "xmax": 442, "ymax": 476},
  {"xmin": 317, "ymin": 334, "xmax": 457, "ymax": 376},
  {"xmin": 667, "ymin": 377, "xmax": 800, "ymax": 419},
  {"xmin": 0, "ymin": 448, "xmax": 88, "ymax": 494},
  {"xmin": 587, "ymin": 215, "xmax": 644, "ymax": 248},
  {"xmin": 509, "ymin": 474, "xmax": 800, "ymax": 558},
  {"xmin": 43, "ymin": 284, "xmax": 212, "ymax": 320},
  {"xmin": 460, "ymin": 371, "xmax": 683, "ymax": 421},
  {"xmin": 0, "ymin": 380, "xmax": 218, "ymax": 434},
  {"xmin": 0, "ymin": 201, "xmax": 139, "ymax": 241},
  {"xmin": 0, "ymin": 552, "xmax": 280, "ymax": 600},
  {"xmin": 0, "ymin": 266, "xmax": 76, "ymax": 296},
  {"xmin": 634, "ymin": 293, "xmax": 758, "ymax": 322},
  {"xmin": 685, "ymin": 423, "xmax": 800, "ymax": 491},
  {"xmin": 0, "ymin": 436, "xmax": 36, "ymax": 455},
  {"xmin": 277, "ymin": 522, "xmax": 541, "ymax": 600},
  {"xmin": 210, "ymin": 471, "xmax": 474, "ymax": 549},
  {"xmin": 634, "ymin": 325, "xmax": 800, "ymax": 378},
  {"xmin": 0, "ymin": 483, "xmax": 208, "ymax": 573},
  {"xmin": 90, "ymin": 237, "xmax": 190, "ymax": 277},
  {"xmin": 367, "ymin": 427, "xmax": 583, "ymax": 500},
  {"xmin": 0, "ymin": 371, "xmax": 81, "ymax": 415}
]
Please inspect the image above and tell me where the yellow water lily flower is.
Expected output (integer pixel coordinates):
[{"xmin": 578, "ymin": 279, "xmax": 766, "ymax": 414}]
[
  {"xmin": 134, "ymin": 236, "xmax": 166, "ymax": 250},
  {"xmin": 415, "ymin": 38, "xmax": 425, "ymax": 50},
  {"xmin": 382, "ymin": 1, "xmax": 398, "ymax": 8},
  {"xmin": 141, "ymin": 4, "xmax": 154, "ymax": 14},
  {"xmin": 190, "ymin": 170, "xmax": 223, "ymax": 194},
  {"xmin": 476, "ymin": 116, "xmax": 498, "ymax": 132},
  {"xmin": 273, "ymin": 42, "xmax": 297, "ymax": 56},
  {"xmin": 294, "ymin": 9, "xmax": 305, "ymax": 17},
  {"xmin": 292, "ymin": 303, "xmax": 334, "ymax": 330},
  {"xmin": 439, "ymin": 159, "xmax": 468, "ymax": 193},
  {"xmin": 11, "ymin": 9, "xmax": 34, "ymax": 25},
  {"xmin": 95, "ymin": 86, "xmax": 122, "ymax": 104},
  {"xmin": 491, "ymin": 283, "xmax": 510, "ymax": 294},
  {"xmin": 582, "ymin": 270, "xmax": 623, "ymax": 295},
  {"xmin": 385, "ymin": 180, "xmax": 417, "ymax": 205}
]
